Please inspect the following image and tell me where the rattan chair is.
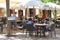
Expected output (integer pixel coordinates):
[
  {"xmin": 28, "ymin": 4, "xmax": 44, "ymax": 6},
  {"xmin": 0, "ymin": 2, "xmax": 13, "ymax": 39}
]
[
  {"xmin": 26, "ymin": 24, "xmax": 32, "ymax": 36},
  {"xmin": 49, "ymin": 24, "xmax": 56, "ymax": 38}
]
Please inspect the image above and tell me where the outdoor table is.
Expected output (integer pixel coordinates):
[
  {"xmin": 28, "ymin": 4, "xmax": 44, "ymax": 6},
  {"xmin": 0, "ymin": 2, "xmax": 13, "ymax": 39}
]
[
  {"xmin": 7, "ymin": 17, "xmax": 16, "ymax": 36},
  {"xmin": 34, "ymin": 23, "xmax": 48, "ymax": 37},
  {"xmin": 56, "ymin": 20, "xmax": 60, "ymax": 21}
]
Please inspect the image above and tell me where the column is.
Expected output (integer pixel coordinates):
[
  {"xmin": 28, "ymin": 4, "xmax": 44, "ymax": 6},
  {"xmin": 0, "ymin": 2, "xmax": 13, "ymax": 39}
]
[
  {"xmin": 23, "ymin": 9, "xmax": 25, "ymax": 17},
  {"xmin": 36, "ymin": 8, "xmax": 39, "ymax": 15}
]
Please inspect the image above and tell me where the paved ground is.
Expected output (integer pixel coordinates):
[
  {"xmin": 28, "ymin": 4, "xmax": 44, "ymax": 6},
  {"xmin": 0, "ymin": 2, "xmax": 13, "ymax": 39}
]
[{"xmin": 0, "ymin": 29, "xmax": 60, "ymax": 40}]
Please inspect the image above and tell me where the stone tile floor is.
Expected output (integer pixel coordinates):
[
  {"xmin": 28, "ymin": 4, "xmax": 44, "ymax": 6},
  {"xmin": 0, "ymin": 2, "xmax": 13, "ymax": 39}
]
[{"xmin": 0, "ymin": 29, "xmax": 60, "ymax": 40}]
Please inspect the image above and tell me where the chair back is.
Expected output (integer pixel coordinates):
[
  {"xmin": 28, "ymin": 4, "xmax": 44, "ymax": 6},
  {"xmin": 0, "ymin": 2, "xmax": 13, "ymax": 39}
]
[
  {"xmin": 51, "ymin": 24, "xmax": 55, "ymax": 31},
  {"xmin": 22, "ymin": 22, "xmax": 27, "ymax": 29},
  {"xmin": 26, "ymin": 24, "xmax": 33, "ymax": 31}
]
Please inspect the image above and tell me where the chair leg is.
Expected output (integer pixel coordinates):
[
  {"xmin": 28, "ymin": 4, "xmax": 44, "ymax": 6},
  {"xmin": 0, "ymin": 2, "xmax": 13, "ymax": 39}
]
[
  {"xmin": 54, "ymin": 30, "xmax": 56, "ymax": 37},
  {"xmin": 26, "ymin": 30, "xmax": 27, "ymax": 35},
  {"xmin": 51, "ymin": 32, "xmax": 52, "ymax": 38},
  {"xmin": 49, "ymin": 31, "xmax": 56, "ymax": 38},
  {"xmin": 49, "ymin": 31, "xmax": 52, "ymax": 38},
  {"xmin": 35, "ymin": 31, "xmax": 38, "ymax": 37},
  {"xmin": 23, "ymin": 29, "xmax": 24, "ymax": 34},
  {"xmin": 29, "ymin": 31, "xmax": 33, "ymax": 36}
]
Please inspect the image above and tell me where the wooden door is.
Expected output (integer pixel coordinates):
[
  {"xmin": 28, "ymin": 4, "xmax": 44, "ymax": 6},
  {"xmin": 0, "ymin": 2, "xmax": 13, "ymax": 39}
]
[
  {"xmin": 18, "ymin": 10, "xmax": 23, "ymax": 19},
  {"xmin": 0, "ymin": 8, "xmax": 4, "ymax": 16},
  {"xmin": 29, "ymin": 8, "xmax": 36, "ymax": 17}
]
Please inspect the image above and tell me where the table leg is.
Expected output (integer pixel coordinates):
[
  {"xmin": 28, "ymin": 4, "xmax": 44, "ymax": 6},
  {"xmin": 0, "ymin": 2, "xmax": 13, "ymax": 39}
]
[
  {"xmin": 43, "ymin": 27, "xmax": 45, "ymax": 37},
  {"xmin": 40, "ymin": 27, "xmax": 41, "ymax": 37},
  {"xmin": 36, "ymin": 27, "xmax": 38, "ymax": 37}
]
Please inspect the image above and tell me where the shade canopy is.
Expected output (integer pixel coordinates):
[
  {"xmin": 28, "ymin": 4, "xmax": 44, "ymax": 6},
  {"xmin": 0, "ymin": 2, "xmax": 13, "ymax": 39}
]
[
  {"xmin": 16, "ymin": 0, "xmax": 44, "ymax": 9},
  {"xmin": 55, "ymin": 5, "xmax": 60, "ymax": 10},
  {"xmin": 25, "ymin": 0, "xmax": 44, "ymax": 8},
  {"xmin": 25, "ymin": 0, "xmax": 43, "ymax": 6},
  {"xmin": 44, "ymin": 2, "xmax": 57, "ymax": 10}
]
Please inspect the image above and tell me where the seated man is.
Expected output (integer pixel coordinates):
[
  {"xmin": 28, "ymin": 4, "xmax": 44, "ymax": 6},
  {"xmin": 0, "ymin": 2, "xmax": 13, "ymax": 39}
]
[
  {"xmin": 26, "ymin": 18, "xmax": 35, "ymax": 30},
  {"xmin": 45, "ymin": 19, "xmax": 55, "ymax": 32},
  {"xmin": 26, "ymin": 18, "xmax": 33, "ymax": 25}
]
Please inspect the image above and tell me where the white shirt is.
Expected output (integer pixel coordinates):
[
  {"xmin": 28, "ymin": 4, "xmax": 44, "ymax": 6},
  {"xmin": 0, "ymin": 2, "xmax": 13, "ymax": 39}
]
[{"xmin": 11, "ymin": 14, "xmax": 17, "ymax": 21}]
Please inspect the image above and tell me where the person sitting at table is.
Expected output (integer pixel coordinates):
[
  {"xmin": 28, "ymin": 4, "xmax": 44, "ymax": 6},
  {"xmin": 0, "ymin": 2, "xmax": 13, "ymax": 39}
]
[
  {"xmin": 26, "ymin": 18, "xmax": 33, "ymax": 25},
  {"xmin": 22, "ymin": 18, "xmax": 27, "ymax": 23},
  {"xmin": 26, "ymin": 18, "xmax": 36, "ymax": 36},
  {"xmin": 22, "ymin": 17, "xmax": 27, "ymax": 29},
  {"xmin": 45, "ymin": 18, "xmax": 55, "ymax": 32},
  {"xmin": 11, "ymin": 12, "xmax": 17, "ymax": 30}
]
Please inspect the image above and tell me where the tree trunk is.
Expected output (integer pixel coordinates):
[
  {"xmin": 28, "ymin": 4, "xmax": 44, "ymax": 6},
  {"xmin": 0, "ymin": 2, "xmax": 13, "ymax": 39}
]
[{"xmin": 6, "ymin": 0, "xmax": 11, "ymax": 36}]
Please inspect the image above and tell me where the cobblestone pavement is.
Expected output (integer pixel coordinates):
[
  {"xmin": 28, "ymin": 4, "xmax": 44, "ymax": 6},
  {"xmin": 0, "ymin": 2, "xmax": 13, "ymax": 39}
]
[{"xmin": 0, "ymin": 29, "xmax": 60, "ymax": 40}]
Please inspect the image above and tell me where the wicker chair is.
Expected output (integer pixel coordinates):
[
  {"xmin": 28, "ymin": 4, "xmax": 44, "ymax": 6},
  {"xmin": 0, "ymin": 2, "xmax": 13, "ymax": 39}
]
[
  {"xmin": 49, "ymin": 24, "xmax": 56, "ymax": 38},
  {"xmin": 22, "ymin": 22, "xmax": 27, "ymax": 33},
  {"xmin": 26, "ymin": 24, "xmax": 34, "ymax": 36}
]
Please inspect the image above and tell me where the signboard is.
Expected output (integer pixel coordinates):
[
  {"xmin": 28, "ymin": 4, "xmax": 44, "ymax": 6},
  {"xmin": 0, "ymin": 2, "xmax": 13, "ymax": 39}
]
[{"xmin": 8, "ymin": 16, "xmax": 16, "ymax": 20}]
